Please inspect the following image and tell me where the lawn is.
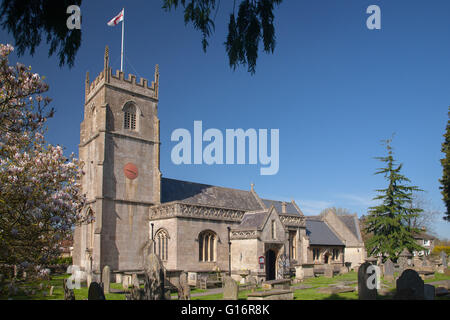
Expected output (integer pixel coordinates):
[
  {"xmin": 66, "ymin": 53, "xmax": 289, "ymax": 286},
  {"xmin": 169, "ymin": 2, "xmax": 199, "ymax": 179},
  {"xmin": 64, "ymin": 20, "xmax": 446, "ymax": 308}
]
[{"xmin": 2, "ymin": 271, "xmax": 449, "ymax": 300}]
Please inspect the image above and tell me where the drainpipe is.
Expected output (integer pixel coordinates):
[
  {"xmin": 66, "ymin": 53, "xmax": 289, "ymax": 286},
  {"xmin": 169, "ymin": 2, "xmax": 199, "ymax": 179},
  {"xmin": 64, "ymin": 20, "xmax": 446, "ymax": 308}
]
[
  {"xmin": 151, "ymin": 223, "xmax": 154, "ymax": 253},
  {"xmin": 227, "ymin": 227, "xmax": 231, "ymax": 276}
]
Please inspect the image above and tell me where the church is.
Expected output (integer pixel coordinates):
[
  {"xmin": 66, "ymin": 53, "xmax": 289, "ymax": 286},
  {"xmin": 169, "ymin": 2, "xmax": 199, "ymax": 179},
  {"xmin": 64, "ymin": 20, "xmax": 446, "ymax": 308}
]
[{"xmin": 72, "ymin": 47, "xmax": 366, "ymax": 284}]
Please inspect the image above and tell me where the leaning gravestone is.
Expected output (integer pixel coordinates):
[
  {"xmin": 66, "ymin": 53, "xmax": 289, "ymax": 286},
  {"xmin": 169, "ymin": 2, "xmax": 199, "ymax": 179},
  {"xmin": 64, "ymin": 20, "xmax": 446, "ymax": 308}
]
[
  {"xmin": 383, "ymin": 259, "xmax": 394, "ymax": 282},
  {"xmin": 88, "ymin": 282, "xmax": 106, "ymax": 300},
  {"xmin": 223, "ymin": 276, "xmax": 239, "ymax": 300},
  {"xmin": 358, "ymin": 262, "xmax": 377, "ymax": 300},
  {"xmin": 177, "ymin": 272, "xmax": 191, "ymax": 300},
  {"xmin": 102, "ymin": 265, "xmax": 110, "ymax": 294},
  {"xmin": 394, "ymin": 269, "xmax": 424, "ymax": 300}
]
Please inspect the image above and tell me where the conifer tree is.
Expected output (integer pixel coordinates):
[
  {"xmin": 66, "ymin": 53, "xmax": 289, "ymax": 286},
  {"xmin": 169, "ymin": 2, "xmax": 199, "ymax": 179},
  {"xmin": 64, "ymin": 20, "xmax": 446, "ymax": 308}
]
[
  {"xmin": 365, "ymin": 138, "xmax": 424, "ymax": 261},
  {"xmin": 440, "ymin": 106, "xmax": 450, "ymax": 222}
]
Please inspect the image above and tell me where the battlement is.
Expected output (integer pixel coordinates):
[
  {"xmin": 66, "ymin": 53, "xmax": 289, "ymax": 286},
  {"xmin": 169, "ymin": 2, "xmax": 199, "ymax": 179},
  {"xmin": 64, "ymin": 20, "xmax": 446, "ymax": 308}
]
[{"xmin": 85, "ymin": 46, "xmax": 159, "ymax": 103}]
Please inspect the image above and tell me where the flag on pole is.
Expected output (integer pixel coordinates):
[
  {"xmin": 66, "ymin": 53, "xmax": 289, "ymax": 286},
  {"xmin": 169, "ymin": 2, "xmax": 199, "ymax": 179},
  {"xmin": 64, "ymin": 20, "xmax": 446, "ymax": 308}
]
[
  {"xmin": 107, "ymin": 8, "xmax": 125, "ymax": 72},
  {"xmin": 107, "ymin": 9, "xmax": 124, "ymax": 26}
]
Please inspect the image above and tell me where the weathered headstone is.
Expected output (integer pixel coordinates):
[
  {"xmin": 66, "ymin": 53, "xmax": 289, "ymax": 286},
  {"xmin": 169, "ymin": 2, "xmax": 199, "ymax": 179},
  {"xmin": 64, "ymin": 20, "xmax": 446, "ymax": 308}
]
[
  {"xmin": 383, "ymin": 259, "xmax": 394, "ymax": 282},
  {"xmin": 49, "ymin": 286, "xmax": 54, "ymax": 296},
  {"xmin": 132, "ymin": 274, "xmax": 140, "ymax": 289},
  {"xmin": 394, "ymin": 269, "xmax": 424, "ymax": 300},
  {"xmin": 223, "ymin": 276, "xmax": 239, "ymax": 300},
  {"xmin": 248, "ymin": 276, "xmax": 258, "ymax": 292},
  {"xmin": 122, "ymin": 275, "xmax": 131, "ymax": 289},
  {"xmin": 358, "ymin": 262, "xmax": 377, "ymax": 300},
  {"xmin": 441, "ymin": 251, "xmax": 448, "ymax": 268},
  {"xmin": 413, "ymin": 257, "xmax": 423, "ymax": 268},
  {"xmin": 63, "ymin": 279, "xmax": 75, "ymax": 300},
  {"xmin": 102, "ymin": 265, "xmax": 110, "ymax": 294},
  {"xmin": 88, "ymin": 282, "xmax": 106, "ymax": 300},
  {"xmin": 142, "ymin": 251, "xmax": 166, "ymax": 300},
  {"xmin": 188, "ymin": 272, "xmax": 197, "ymax": 286},
  {"xmin": 324, "ymin": 265, "xmax": 333, "ymax": 278},
  {"xmin": 177, "ymin": 272, "xmax": 191, "ymax": 300},
  {"xmin": 398, "ymin": 248, "xmax": 412, "ymax": 273}
]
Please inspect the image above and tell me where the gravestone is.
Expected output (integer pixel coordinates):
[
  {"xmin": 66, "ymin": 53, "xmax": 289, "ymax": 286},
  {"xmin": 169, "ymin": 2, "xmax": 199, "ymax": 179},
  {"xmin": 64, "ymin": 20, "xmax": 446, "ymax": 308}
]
[
  {"xmin": 358, "ymin": 262, "xmax": 377, "ymax": 300},
  {"xmin": 398, "ymin": 248, "xmax": 412, "ymax": 273},
  {"xmin": 383, "ymin": 259, "xmax": 394, "ymax": 282},
  {"xmin": 324, "ymin": 265, "xmax": 333, "ymax": 278},
  {"xmin": 441, "ymin": 251, "xmax": 448, "ymax": 268},
  {"xmin": 223, "ymin": 276, "xmax": 239, "ymax": 300},
  {"xmin": 88, "ymin": 282, "xmax": 106, "ymax": 300},
  {"xmin": 63, "ymin": 279, "xmax": 75, "ymax": 300},
  {"xmin": 413, "ymin": 257, "xmax": 423, "ymax": 268},
  {"xmin": 188, "ymin": 272, "xmax": 197, "ymax": 286},
  {"xmin": 424, "ymin": 284, "xmax": 435, "ymax": 300},
  {"xmin": 248, "ymin": 276, "xmax": 258, "ymax": 292},
  {"xmin": 177, "ymin": 272, "xmax": 191, "ymax": 300},
  {"xmin": 394, "ymin": 269, "xmax": 424, "ymax": 300},
  {"xmin": 142, "ymin": 251, "xmax": 166, "ymax": 300},
  {"xmin": 132, "ymin": 274, "xmax": 140, "ymax": 289},
  {"xmin": 49, "ymin": 286, "xmax": 54, "ymax": 296},
  {"xmin": 102, "ymin": 265, "xmax": 110, "ymax": 294},
  {"xmin": 122, "ymin": 275, "xmax": 131, "ymax": 289}
]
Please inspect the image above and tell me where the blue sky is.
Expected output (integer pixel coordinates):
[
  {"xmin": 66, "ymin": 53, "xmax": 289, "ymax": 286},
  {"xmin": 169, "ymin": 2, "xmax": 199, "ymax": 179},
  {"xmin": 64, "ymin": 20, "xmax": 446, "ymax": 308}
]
[{"xmin": 1, "ymin": 0, "xmax": 450, "ymax": 238}]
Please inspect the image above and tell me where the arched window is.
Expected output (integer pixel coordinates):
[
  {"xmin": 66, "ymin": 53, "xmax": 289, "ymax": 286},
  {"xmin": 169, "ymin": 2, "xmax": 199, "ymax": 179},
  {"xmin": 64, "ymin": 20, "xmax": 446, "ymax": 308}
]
[
  {"xmin": 198, "ymin": 230, "xmax": 217, "ymax": 262},
  {"xmin": 123, "ymin": 103, "xmax": 137, "ymax": 130},
  {"xmin": 155, "ymin": 229, "xmax": 169, "ymax": 261}
]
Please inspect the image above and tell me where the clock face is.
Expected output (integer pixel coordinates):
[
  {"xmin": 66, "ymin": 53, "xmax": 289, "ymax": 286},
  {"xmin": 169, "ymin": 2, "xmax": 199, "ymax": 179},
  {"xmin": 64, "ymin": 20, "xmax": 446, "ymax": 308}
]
[{"xmin": 124, "ymin": 163, "xmax": 138, "ymax": 180}]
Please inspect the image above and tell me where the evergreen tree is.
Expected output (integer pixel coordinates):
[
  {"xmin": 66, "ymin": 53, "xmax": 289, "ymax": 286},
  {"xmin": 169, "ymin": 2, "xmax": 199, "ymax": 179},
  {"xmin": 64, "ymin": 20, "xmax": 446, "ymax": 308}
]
[
  {"xmin": 440, "ymin": 106, "xmax": 450, "ymax": 222},
  {"xmin": 365, "ymin": 138, "xmax": 424, "ymax": 261}
]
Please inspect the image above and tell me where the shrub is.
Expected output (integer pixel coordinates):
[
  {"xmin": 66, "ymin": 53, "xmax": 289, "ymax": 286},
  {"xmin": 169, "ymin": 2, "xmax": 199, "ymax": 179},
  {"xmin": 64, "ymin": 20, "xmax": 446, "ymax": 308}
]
[{"xmin": 432, "ymin": 246, "xmax": 450, "ymax": 256}]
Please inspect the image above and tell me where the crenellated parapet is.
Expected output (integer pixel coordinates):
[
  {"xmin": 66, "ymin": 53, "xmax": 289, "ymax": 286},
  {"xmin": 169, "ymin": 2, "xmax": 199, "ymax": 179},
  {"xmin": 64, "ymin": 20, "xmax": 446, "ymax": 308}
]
[
  {"xmin": 85, "ymin": 45, "xmax": 159, "ymax": 104},
  {"xmin": 149, "ymin": 202, "xmax": 246, "ymax": 222}
]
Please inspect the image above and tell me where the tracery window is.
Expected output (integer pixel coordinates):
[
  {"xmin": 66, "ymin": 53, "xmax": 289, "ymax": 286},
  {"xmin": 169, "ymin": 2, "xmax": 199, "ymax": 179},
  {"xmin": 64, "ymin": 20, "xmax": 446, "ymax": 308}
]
[{"xmin": 155, "ymin": 229, "xmax": 169, "ymax": 261}]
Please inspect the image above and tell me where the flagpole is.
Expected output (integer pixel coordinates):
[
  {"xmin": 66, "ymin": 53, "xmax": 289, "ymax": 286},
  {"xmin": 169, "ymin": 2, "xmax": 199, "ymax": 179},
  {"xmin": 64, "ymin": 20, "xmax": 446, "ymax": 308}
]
[{"xmin": 121, "ymin": 8, "xmax": 124, "ymax": 72}]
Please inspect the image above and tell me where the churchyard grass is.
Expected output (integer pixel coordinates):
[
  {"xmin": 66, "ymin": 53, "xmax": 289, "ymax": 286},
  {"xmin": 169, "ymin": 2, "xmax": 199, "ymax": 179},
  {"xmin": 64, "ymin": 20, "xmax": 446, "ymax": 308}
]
[{"xmin": 3, "ymin": 271, "xmax": 450, "ymax": 300}]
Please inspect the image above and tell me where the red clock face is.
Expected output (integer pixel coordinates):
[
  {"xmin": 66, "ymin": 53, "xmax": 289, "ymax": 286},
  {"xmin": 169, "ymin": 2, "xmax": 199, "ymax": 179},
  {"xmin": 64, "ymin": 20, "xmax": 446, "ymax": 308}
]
[{"xmin": 124, "ymin": 163, "xmax": 138, "ymax": 180}]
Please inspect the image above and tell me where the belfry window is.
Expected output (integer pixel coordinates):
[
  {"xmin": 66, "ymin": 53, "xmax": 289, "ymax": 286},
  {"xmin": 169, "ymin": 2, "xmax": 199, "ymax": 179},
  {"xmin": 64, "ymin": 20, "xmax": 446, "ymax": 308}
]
[
  {"xmin": 199, "ymin": 230, "xmax": 216, "ymax": 262},
  {"xmin": 155, "ymin": 229, "xmax": 169, "ymax": 261},
  {"xmin": 123, "ymin": 103, "xmax": 137, "ymax": 130}
]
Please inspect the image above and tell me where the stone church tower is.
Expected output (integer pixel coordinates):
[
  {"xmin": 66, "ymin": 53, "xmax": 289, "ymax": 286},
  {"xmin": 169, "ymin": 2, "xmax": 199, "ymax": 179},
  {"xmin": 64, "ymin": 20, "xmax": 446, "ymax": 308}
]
[{"xmin": 73, "ymin": 47, "xmax": 161, "ymax": 274}]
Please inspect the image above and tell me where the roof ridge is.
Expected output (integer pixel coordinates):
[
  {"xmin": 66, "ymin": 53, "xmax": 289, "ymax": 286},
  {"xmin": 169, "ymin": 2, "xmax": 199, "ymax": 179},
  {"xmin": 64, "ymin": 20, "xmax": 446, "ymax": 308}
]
[{"xmin": 162, "ymin": 177, "xmax": 254, "ymax": 194}]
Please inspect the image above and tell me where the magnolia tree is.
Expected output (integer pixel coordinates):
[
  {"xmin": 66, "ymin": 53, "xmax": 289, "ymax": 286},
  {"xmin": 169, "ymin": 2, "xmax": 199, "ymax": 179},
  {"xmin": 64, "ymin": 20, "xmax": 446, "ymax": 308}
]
[{"xmin": 0, "ymin": 44, "xmax": 87, "ymax": 273}]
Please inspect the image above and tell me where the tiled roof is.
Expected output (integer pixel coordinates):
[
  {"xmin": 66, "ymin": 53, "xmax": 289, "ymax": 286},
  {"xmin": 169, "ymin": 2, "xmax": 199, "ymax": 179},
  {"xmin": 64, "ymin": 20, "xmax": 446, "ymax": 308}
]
[
  {"xmin": 306, "ymin": 219, "xmax": 344, "ymax": 246},
  {"xmin": 337, "ymin": 214, "xmax": 362, "ymax": 242},
  {"xmin": 234, "ymin": 211, "xmax": 269, "ymax": 230},
  {"xmin": 412, "ymin": 232, "xmax": 435, "ymax": 240},
  {"xmin": 161, "ymin": 178, "xmax": 263, "ymax": 211},
  {"xmin": 261, "ymin": 199, "xmax": 301, "ymax": 215}
]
